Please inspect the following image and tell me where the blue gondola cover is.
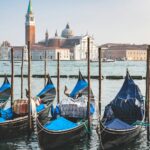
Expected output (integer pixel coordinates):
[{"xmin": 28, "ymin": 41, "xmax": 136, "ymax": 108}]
[
  {"xmin": 0, "ymin": 117, "xmax": 6, "ymax": 123},
  {"xmin": 105, "ymin": 118, "xmax": 133, "ymax": 130},
  {"xmin": 70, "ymin": 72, "xmax": 88, "ymax": 98},
  {"xmin": 44, "ymin": 117, "xmax": 78, "ymax": 131},
  {"xmin": 0, "ymin": 77, "xmax": 11, "ymax": 93},
  {"xmin": 36, "ymin": 104, "xmax": 45, "ymax": 113},
  {"xmin": 37, "ymin": 84, "xmax": 55, "ymax": 97},
  {"xmin": 90, "ymin": 104, "xmax": 95, "ymax": 115},
  {"xmin": 50, "ymin": 105, "xmax": 61, "ymax": 119},
  {"xmin": 1, "ymin": 108, "xmax": 13, "ymax": 120},
  {"xmin": 103, "ymin": 70, "xmax": 144, "ymax": 125}
]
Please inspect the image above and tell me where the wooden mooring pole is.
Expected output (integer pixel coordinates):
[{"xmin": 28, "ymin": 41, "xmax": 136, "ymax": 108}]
[
  {"xmin": 11, "ymin": 48, "xmax": 14, "ymax": 108},
  {"xmin": 57, "ymin": 52, "xmax": 60, "ymax": 104},
  {"xmin": 87, "ymin": 37, "xmax": 91, "ymax": 131},
  {"xmin": 28, "ymin": 41, "xmax": 32, "ymax": 132},
  {"xmin": 98, "ymin": 47, "xmax": 102, "ymax": 118},
  {"xmin": 21, "ymin": 48, "xmax": 24, "ymax": 99},
  {"xmin": 44, "ymin": 50, "xmax": 47, "ymax": 87},
  {"xmin": 146, "ymin": 45, "xmax": 150, "ymax": 141}
]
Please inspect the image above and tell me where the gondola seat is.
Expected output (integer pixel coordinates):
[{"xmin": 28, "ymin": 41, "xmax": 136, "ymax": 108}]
[
  {"xmin": 105, "ymin": 118, "xmax": 133, "ymax": 130},
  {"xmin": 44, "ymin": 117, "xmax": 78, "ymax": 131}
]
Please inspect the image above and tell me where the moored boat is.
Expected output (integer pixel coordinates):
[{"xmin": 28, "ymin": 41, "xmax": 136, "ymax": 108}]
[
  {"xmin": 0, "ymin": 75, "xmax": 11, "ymax": 107},
  {"xmin": 0, "ymin": 103, "xmax": 50, "ymax": 140},
  {"xmin": 36, "ymin": 75, "xmax": 56, "ymax": 105},
  {"xmin": 26, "ymin": 75, "xmax": 56, "ymax": 106},
  {"xmin": 36, "ymin": 77, "xmax": 96, "ymax": 149},
  {"xmin": 36, "ymin": 112, "xmax": 88, "ymax": 150},
  {"xmin": 36, "ymin": 95, "xmax": 95, "ymax": 149},
  {"xmin": 98, "ymin": 70, "xmax": 144, "ymax": 149},
  {"xmin": 0, "ymin": 76, "xmax": 56, "ymax": 140},
  {"xmin": 64, "ymin": 71, "xmax": 94, "ymax": 101}
]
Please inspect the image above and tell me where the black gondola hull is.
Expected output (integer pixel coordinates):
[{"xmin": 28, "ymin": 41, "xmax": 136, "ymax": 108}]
[
  {"xmin": 99, "ymin": 122, "xmax": 141, "ymax": 149},
  {"xmin": 0, "ymin": 104, "xmax": 50, "ymax": 140},
  {"xmin": 0, "ymin": 116, "xmax": 28, "ymax": 140},
  {"xmin": 40, "ymin": 88, "xmax": 56, "ymax": 105},
  {"xmin": 37, "ymin": 119, "xmax": 87, "ymax": 150}
]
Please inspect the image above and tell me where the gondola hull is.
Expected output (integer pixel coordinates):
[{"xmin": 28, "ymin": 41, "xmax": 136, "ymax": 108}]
[
  {"xmin": 0, "ymin": 88, "xmax": 11, "ymax": 102},
  {"xmin": 0, "ymin": 104, "xmax": 50, "ymax": 140},
  {"xmin": 37, "ymin": 119, "xmax": 88, "ymax": 150},
  {"xmin": 0, "ymin": 116, "xmax": 28, "ymax": 140},
  {"xmin": 99, "ymin": 122, "xmax": 142, "ymax": 150},
  {"xmin": 37, "ymin": 75, "xmax": 56, "ymax": 105},
  {"xmin": 40, "ymin": 88, "xmax": 56, "ymax": 105},
  {"xmin": 0, "ymin": 76, "xmax": 11, "ymax": 104}
]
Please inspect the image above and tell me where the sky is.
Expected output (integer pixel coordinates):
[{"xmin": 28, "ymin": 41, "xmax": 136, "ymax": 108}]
[{"xmin": 0, "ymin": 0, "xmax": 150, "ymax": 45}]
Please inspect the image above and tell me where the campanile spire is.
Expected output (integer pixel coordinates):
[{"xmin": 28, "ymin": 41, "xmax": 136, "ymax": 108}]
[{"xmin": 25, "ymin": 0, "xmax": 35, "ymax": 45}]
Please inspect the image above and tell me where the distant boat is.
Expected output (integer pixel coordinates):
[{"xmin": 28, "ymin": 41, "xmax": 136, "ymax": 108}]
[
  {"xmin": 102, "ymin": 58, "xmax": 115, "ymax": 62},
  {"xmin": 90, "ymin": 60, "xmax": 98, "ymax": 63},
  {"xmin": 116, "ymin": 58, "xmax": 126, "ymax": 61},
  {"xmin": 90, "ymin": 58, "xmax": 115, "ymax": 63}
]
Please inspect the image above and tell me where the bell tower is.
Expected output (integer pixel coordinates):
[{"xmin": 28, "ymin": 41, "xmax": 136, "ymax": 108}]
[
  {"xmin": 25, "ymin": 0, "xmax": 35, "ymax": 45},
  {"xmin": 45, "ymin": 30, "xmax": 49, "ymax": 46}
]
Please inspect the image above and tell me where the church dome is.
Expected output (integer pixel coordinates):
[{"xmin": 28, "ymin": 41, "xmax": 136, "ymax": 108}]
[{"xmin": 61, "ymin": 24, "xmax": 74, "ymax": 38}]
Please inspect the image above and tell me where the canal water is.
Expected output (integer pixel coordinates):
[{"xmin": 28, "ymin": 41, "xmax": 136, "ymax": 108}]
[{"xmin": 0, "ymin": 61, "xmax": 149, "ymax": 150}]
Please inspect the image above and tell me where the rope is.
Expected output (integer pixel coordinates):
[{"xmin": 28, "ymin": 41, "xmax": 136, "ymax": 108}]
[
  {"xmin": 83, "ymin": 122, "xmax": 91, "ymax": 134},
  {"xmin": 96, "ymin": 123, "xmax": 105, "ymax": 150},
  {"xmin": 132, "ymin": 121, "xmax": 150, "ymax": 127}
]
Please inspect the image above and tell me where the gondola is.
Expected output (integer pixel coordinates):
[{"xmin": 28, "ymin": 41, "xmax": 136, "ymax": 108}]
[
  {"xmin": 36, "ymin": 105, "xmax": 88, "ymax": 150},
  {"xmin": 36, "ymin": 72, "xmax": 95, "ymax": 149},
  {"xmin": 36, "ymin": 77, "xmax": 95, "ymax": 150},
  {"xmin": 26, "ymin": 75, "xmax": 56, "ymax": 106},
  {"xmin": 0, "ymin": 75, "xmax": 11, "ymax": 108},
  {"xmin": 0, "ymin": 103, "xmax": 50, "ymax": 140},
  {"xmin": 64, "ymin": 71, "xmax": 94, "ymax": 101},
  {"xmin": 36, "ymin": 75, "xmax": 56, "ymax": 105},
  {"xmin": 98, "ymin": 70, "xmax": 144, "ymax": 149},
  {"xmin": 0, "ymin": 76, "xmax": 56, "ymax": 140}
]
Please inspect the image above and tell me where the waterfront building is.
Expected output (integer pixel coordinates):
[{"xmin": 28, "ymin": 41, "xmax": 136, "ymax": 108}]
[
  {"xmin": 102, "ymin": 44, "xmax": 147, "ymax": 61},
  {"xmin": 126, "ymin": 49, "xmax": 147, "ymax": 61},
  {"xmin": 0, "ymin": 41, "xmax": 11, "ymax": 60},
  {"xmin": 11, "ymin": 46, "xmax": 28, "ymax": 61},
  {"xmin": 38, "ymin": 25, "xmax": 98, "ymax": 60},
  {"xmin": 31, "ymin": 44, "xmax": 70, "ymax": 60},
  {"xmin": 7, "ymin": 46, "xmax": 28, "ymax": 61}
]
